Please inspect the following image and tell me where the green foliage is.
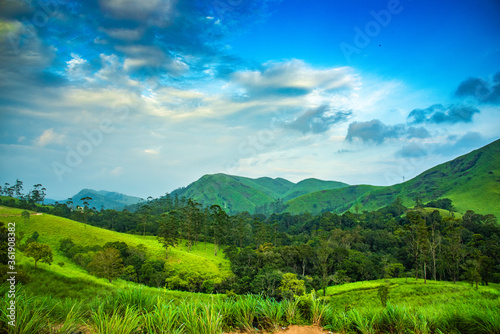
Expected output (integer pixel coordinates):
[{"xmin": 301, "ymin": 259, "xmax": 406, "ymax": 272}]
[
  {"xmin": 377, "ymin": 281, "xmax": 390, "ymax": 307},
  {"xmin": 24, "ymin": 242, "xmax": 53, "ymax": 268},
  {"xmin": 87, "ymin": 247, "xmax": 124, "ymax": 283},
  {"xmin": 258, "ymin": 297, "xmax": 285, "ymax": 331},
  {"xmin": 279, "ymin": 273, "xmax": 306, "ymax": 299},
  {"xmin": 178, "ymin": 301, "xmax": 224, "ymax": 334}
]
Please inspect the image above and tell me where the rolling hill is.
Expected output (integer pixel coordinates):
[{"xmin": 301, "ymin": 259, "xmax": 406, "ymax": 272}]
[
  {"xmin": 171, "ymin": 173, "xmax": 349, "ymax": 213},
  {"xmin": 0, "ymin": 206, "xmax": 231, "ymax": 297},
  {"xmin": 285, "ymin": 138, "xmax": 500, "ymax": 218}
]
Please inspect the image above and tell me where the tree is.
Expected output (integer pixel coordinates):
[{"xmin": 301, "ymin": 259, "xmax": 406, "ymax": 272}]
[
  {"xmin": 21, "ymin": 210, "xmax": 30, "ymax": 223},
  {"xmin": 316, "ymin": 238, "xmax": 333, "ymax": 296},
  {"xmin": 427, "ymin": 210, "xmax": 442, "ymax": 281},
  {"xmin": 13, "ymin": 179, "xmax": 23, "ymax": 198},
  {"xmin": 25, "ymin": 242, "xmax": 53, "ymax": 268},
  {"xmin": 377, "ymin": 281, "xmax": 390, "ymax": 307},
  {"xmin": 210, "ymin": 204, "xmax": 228, "ymax": 256},
  {"xmin": 443, "ymin": 218, "xmax": 464, "ymax": 283},
  {"xmin": 87, "ymin": 247, "xmax": 124, "ymax": 283},
  {"xmin": 80, "ymin": 196, "xmax": 93, "ymax": 226},
  {"xmin": 29, "ymin": 184, "xmax": 47, "ymax": 204},
  {"xmin": 402, "ymin": 212, "xmax": 428, "ymax": 280},
  {"xmin": 157, "ymin": 212, "xmax": 179, "ymax": 259},
  {"xmin": 139, "ymin": 197, "xmax": 153, "ymax": 236},
  {"xmin": 278, "ymin": 273, "xmax": 306, "ymax": 299},
  {"xmin": 182, "ymin": 199, "xmax": 202, "ymax": 251}
]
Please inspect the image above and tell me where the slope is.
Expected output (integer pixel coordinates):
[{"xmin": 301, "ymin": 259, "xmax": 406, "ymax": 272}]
[
  {"xmin": 358, "ymin": 138, "xmax": 500, "ymax": 217},
  {"xmin": 284, "ymin": 185, "xmax": 381, "ymax": 215},
  {"xmin": 1, "ymin": 206, "xmax": 231, "ymax": 295}
]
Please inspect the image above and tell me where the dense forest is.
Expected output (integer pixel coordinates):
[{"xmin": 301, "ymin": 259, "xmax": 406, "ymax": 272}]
[{"xmin": 1, "ymin": 180, "xmax": 499, "ymax": 298}]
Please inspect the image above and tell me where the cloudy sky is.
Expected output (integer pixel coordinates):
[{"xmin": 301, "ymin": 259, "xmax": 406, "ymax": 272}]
[{"xmin": 0, "ymin": 0, "xmax": 499, "ymax": 200}]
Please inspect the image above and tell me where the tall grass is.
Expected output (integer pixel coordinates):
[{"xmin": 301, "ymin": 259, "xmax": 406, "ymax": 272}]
[
  {"xmin": 178, "ymin": 300, "xmax": 224, "ymax": 334},
  {"xmin": 4, "ymin": 281, "xmax": 500, "ymax": 334},
  {"xmin": 51, "ymin": 300, "xmax": 85, "ymax": 334},
  {"xmin": 142, "ymin": 301, "xmax": 184, "ymax": 334},
  {"xmin": 258, "ymin": 298, "xmax": 285, "ymax": 331},
  {"xmin": 0, "ymin": 287, "xmax": 53, "ymax": 334},
  {"xmin": 229, "ymin": 295, "xmax": 260, "ymax": 332},
  {"xmin": 310, "ymin": 293, "xmax": 328, "ymax": 325},
  {"xmin": 91, "ymin": 305, "xmax": 141, "ymax": 334}
]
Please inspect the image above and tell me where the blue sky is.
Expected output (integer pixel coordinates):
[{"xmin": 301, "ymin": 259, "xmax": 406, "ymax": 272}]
[{"xmin": 0, "ymin": 0, "xmax": 499, "ymax": 199}]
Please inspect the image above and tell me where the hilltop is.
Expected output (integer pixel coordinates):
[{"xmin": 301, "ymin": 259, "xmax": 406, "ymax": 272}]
[
  {"xmin": 171, "ymin": 173, "xmax": 348, "ymax": 213},
  {"xmin": 58, "ymin": 189, "xmax": 143, "ymax": 210}
]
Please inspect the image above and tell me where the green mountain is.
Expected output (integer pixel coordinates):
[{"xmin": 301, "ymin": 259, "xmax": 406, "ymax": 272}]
[
  {"xmin": 285, "ymin": 138, "xmax": 500, "ymax": 217},
  {"xmin": 285, "ymin": 184, "xmax": 382, "ymax": 215},
  {"xmin": 65, "ymin": 189, "xmax": 142, "ymax": 210},
  {"xmin": 171, "ymin": 173, "xmax": 349, "ymax": 213}
]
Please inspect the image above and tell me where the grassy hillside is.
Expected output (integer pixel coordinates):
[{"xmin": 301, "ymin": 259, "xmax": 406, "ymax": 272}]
[
  {"xmin": 285, "ymin": 139, "xmax": 500, "ymax": 218},
  {"xmin": 173, "ymin": 173, "xmax": 349, "ymax": 213},
  {"xmin": 323, "ymin": 278, "xmax": 500, "ymax": 309},
  {"xmin": 285, "ymin": 185, "xmax": 380, "ymax": 214},
  {"xmin": 357, "ymin": 138, "xmax": 500, "ymax": 217},
  {"xmin": 0, "ymin": 206, "xmax": 230, "ymax": 297},
  {"xmin": 173, "ymin": 174, "xmax": 276, "ymax": 213}
]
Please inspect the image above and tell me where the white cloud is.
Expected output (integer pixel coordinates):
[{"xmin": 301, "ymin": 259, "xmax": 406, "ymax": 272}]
[
  {"xmin": 35, "ymin": 129, "xmax": 65, "ymax": 147},
  {"xmin": 144, "ymin": 148, "xmax": 161, "ymax": 155},
  {"xmin": 231, "ymin": 59, "xmax": 359, "ymax": 96},
  {"xmin": 66, "ymin": 53, "xmax": 90, "ymax": 80}
]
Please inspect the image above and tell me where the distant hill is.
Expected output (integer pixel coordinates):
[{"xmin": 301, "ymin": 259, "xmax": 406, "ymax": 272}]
[
  {"xmin": 285, "ymin": 138, "xmax": 500, "ymax": 218},
  {"xmin": 284, "ymin": 184, "xmax": 382, "ymax": 215},
  {"xmin": 171, "ymin": 173, "xmax": 349, "ymax": 213},
  {"xmin": 63, "ymin": 189, "xmax": 142, "ymax": 210}
]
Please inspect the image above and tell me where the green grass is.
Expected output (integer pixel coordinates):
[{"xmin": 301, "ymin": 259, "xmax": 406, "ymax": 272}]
[
  {"xmin": 323, "ymin": 278, "xmax": 500, "ymax": 311},
  {"xmin": 2, "ymin": 280, "xmax": 500, "ymax": 333},
  {"xmin": 1, "ymin": 206, "xmax": 231, "ymax": 286},
  {"xmin": 0, "ymin": 205, "xmax": 231, "ymax": 306}
]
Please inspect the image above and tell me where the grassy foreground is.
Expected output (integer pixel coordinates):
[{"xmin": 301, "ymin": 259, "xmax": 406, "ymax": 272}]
[{"xmin": 1, "ymin": 278, "xmax": 499, "ymax": 333}]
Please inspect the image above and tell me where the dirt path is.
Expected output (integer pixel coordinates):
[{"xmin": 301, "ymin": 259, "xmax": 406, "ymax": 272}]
[{"xmin": 227, "ymin": 325, "xmax": 332, "ymax": 334}]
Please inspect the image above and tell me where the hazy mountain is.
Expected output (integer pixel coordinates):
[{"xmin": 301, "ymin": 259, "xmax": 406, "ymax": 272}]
[{"xmin": 63, "ymin": 189, "xmax": 142, "ymax": 210}]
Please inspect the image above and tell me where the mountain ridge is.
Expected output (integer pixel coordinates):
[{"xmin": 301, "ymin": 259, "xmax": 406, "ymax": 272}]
[{"xmin": 61, "ymin": 189, "xmax": 143, "ymax": 210}]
